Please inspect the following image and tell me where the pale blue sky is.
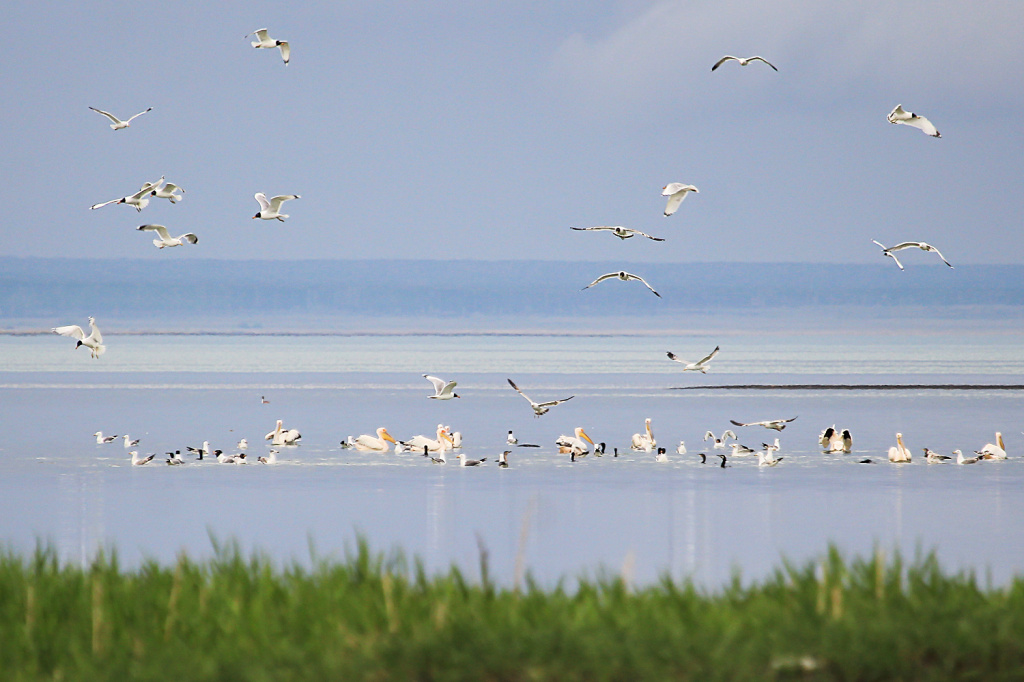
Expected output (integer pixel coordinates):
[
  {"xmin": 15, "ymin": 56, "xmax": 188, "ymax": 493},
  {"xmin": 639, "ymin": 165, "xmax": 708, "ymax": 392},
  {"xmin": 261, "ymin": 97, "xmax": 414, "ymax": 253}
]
[{"xmin": 2, "ymin": 0, "xmax": 1022, "ymax": 263}]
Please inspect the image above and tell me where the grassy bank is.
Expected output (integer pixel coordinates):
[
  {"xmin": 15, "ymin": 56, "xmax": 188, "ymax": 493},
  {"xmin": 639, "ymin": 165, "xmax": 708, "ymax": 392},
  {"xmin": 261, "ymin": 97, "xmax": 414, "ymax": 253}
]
[{"xmin": 1, "ymin": 541, "xmax": 1022, "ymax": 680}]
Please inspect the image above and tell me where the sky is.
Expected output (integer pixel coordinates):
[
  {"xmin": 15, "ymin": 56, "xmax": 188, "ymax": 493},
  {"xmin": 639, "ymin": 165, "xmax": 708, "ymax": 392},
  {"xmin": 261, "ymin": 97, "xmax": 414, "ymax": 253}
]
[{"xmin": 3, "ymin": 0, "xmax": 1023, "ymax": 264}]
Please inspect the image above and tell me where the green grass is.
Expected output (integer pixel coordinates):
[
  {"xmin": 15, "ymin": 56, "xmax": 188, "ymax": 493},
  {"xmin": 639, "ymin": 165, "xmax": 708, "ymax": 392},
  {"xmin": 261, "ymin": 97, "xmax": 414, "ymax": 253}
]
[{"xmin": 1, "ymin": 540, "xmax": 1022, "ymax": 680}]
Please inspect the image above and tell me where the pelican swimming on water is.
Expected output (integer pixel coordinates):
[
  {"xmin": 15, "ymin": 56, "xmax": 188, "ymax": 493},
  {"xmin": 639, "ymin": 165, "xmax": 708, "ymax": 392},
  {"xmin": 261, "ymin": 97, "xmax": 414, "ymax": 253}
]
[
  {"xmin": 704, "ymin": 430, "xmax": 737, "ymax": 449},
  {"xmin": 711, "ymin": 55, "xmax": 777, "ymax": 71},
  {"xmin": 887, "ymin": 104, "xmax": 940, "ymax": 138},
  {"xmin": 556, "ymin": 427, "xmax": 595, "ymax": 454},
  {"xmin": 631, "ymin": 418, "xmax": 656, "ymax": 450},
  {"xmin": 730, "ymin": 417, "xmax": 798, "ymax": 431},
  {"xmin": 661, "ymin": 183, "xmax": 699, "ymax": 217},
  {"xmin": 265, "ymin": 419, "xmax": 301, "ymax": 445},
  {"xmin": 976, "ymin": 432, "xmax": 1007, "ymax": 460},
  {"xmin": 402, "ymin": 425, "xmax": 453, "ymax": 453},
  {"xmin": 570, "ymin": 226, "xmax": 665, "ymax": 241},
  {"xmin": 871, "ymin": 240, "xmax": 953, "ymax": 270},
  {"xmin": 354, "ymin": 427, "xmax": 398, "ymax": 452},
  {"xmin": 53, "ymin": 317, "xmax": 106, "ymax": 358},
  {"xmin": 666, "ymin": 346, "xmax": 719, "ymax": 373},
  {"xmin": 888, "ymin": 433, "xmax": 912, "ymax": 463},
  {"xmin": 423, "ymin": 374, "xmax": 460, "ymax": 399},
  {"xmin": 582, "ymin": 271, "xmax": 661, "ymax": 297},
  {"xmin": 507, "ymin": 378, "xmax": 574, "ymax": 416}
]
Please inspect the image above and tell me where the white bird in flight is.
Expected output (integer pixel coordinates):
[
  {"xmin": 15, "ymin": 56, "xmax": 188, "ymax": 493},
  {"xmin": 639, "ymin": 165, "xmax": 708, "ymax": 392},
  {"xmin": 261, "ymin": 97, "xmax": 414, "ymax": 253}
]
[
  {"xmin": 246, "ymin": 28, "xmax": 290, "ymax": 64},
  {"xmin": 666, "ymin": 346, "xmax": 719, "ymax": 373},
  {"xmin": 570, "ymin": 226, "xmax": 664, "ymax": 241},
  {"xmin": 150, "ymin": 183, "xmax": 185, "ymax": 203},
  {"xmin": 704, "ymin": 430, "xmax": 737, "ymax": 449},
  {"xmin": 423, "ymin": 374, "xmax": 460, "ymax": 399},
  {"xmin": 507, "ymin": 378, "xmax": 574, "ymax": 417},
  {"xmin": 582, "ymin": 271, "xmax": 661, "ymax": 297},
  {"xmin": 137, "ymin": 224, "xmax": 198, "ymax": 249},
  {"xmin": 887, "ymin": 104, "xmax": 940, "ymax": 138},
  {"xmin": 90, "ymin": 177, "xmax": 164, "ymax": 212},
  {"xmin": 730, "ymin": 416, "xmax": 798, "ymax": 431},
  {"xmin": 88, "ymin": 106, "xmax": 152, "ymax": 130},
  {"xmin": 871, "ymin": 240, "xmax": 953, "ymax": 270},
  {"xmin": 711, "ymin": 55, "xmax": 778, "ymax": 71},
  {"xmin": 253, "ymin": 193, "xmax": 300, "ymax": 221},
  {"xmin": 661, "ymin": 183, "xmax": 699, "ymax": 217},
  {"xmin": 53, "ymin": 316, "xmax": 105, "ymax": 358}
]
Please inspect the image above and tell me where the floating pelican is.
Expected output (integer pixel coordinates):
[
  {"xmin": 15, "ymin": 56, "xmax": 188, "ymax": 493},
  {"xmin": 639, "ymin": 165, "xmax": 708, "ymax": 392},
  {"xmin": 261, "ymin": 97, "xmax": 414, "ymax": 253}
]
[
  {"xmin": 711, "ymin": 55, "xmax": 777, "ymax": 71},
  {"xmin": 582, "ymin": 271, "xmax": 661, "ymax": 297},
  {"xmin": 976, "ymin": 432, "xmax": 1007, "ymax": 460},
  {"xmin": 888, "ymin": 433, "xmax": 912, "ymax": 463},
  {"xmin": 655, "ymin": 447, "xmax": 669, "ymax": 463},
  {"xmin": 667, "ymin": 346, "xmax": 719, "ymax": 373},
  {"xmin": 354, "ymin": 427, "xmax": 398, "ymax": 451},
  {"xmin": 955, "ymin": 449, "xmax": 980, "ymax": 465},
  {"xmin": 498, "ymin": 450, "xmax": 510, "ymax": 468},
  {"xmin": 150, "ymin": 183, "xmax": 185, "ymax": 203},
  {"xmin": 570, "ymin": 226, "xmax": 664, "ymax": 241},
  {"xmin": 258, "ymin": 449, "xmax": 278, "ymax": 465},
  {"xmin": 123, "ymin": 435, "xmax": 140, "ymax": 448},
  {"xmin": 130, "ymin": 451, "xmax": 155, "ymax": 466},
  {"xmin": 556, "ymin": 427, "xmax": 594, "ymax": 454},
  {"xmin": 423, "ymin": 374, "xmax": 459, "ymax": 399},
  {"xmin": 676, "ymin": 440, "xmax": 687, "ymax": 455},
  {"xmin": 444, "ymin": 427, "xmax": 463, "ymax": 448},
  {"xmin": 89, "ymin": 106, "xmax": 152, "ymax": 130},
  {"xmin": 137, "ymin": 224, "xmax": 198, "ymax": 249},
  {"xmin": 94, "ymin": 431, "xmax": 118, "ymax": 444},
  {"xmin": 704, "ymin": 430, "xmax": 737, "ymax": 449},
  {"xmin": 402, "ymin": 425, "xmax": 453, "ymax": 453},
  {"xmin": 252, "ymin": 193, "xmax": 299, "ymax": 221},
  {"xmin": 887, "ymin": 104, "xmax": 940, "ymax": 138},
  {"xmin": 246, "ymin": 28, "xmax": 290, "ymax": 64},
  {"xmin": 456, "ymin": 453, "xmax": 486, "ymax": 467},
  {"xmin": 923, "ymin": 448, "xmax": 952, "ymax": 463},
  {"xmin": 507, "ymin": 378, "xmax": 574, "ymax": 416},
  {"xmin": 54, "ymin": 317, "xmax": 106, "ymax": 358},
  {"xmin": 90, "ymin": 178, "xmax": 164, "ymax": 212},
  {"xmin": 264, "ymin": 419, "xmax": 301, "ymax": 445},
  {"xmin": 631, "ymin": 418, "xmax": 656, "ymax": 450},
  {"xmin": 730, "ymin": 417, "xmax": 798, "ymax": 431},
  {"xmin": 871, "ymin": 240, "xmax": 953, "ymax": 270},
  {"xmin": 661, "ymin": 183, "xmax": 699, "ymax": 217}
]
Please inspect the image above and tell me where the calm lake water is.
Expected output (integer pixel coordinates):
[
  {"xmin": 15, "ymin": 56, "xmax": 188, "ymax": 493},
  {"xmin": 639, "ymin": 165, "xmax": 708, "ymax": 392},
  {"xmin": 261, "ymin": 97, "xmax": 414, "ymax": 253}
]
[{"xmin": 1, "ymin": 329, "xmax": 1022, "ymax": 587}]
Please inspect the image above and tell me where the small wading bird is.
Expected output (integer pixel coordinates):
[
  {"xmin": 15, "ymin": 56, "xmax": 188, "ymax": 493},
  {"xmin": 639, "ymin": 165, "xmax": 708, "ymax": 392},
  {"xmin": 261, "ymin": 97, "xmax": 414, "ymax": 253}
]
[
  {"xmin": 661, "ymin": 183, "xmax": 699, "ymax": 217},
  {"xmin": 887, "ymin": 104, "xmax": 940, "ymax": 138},
  {"xmin": 871, "ymin": 240, "xmax": 953, "ymax": 270},
  {"xmin": 667, "ymin": 346, "xmax": 720, "ymax": 373},
  {"xmin": 137, "ymin": 224, "xmax": 198, "ymax": 249},
  {"xmin": 252, "ymin": 193, "xmax": 300, "ymax": 221},
  {"xmin": 711, "ymin": 55, "xmax": 778, "ymax": 71},
  {"xmin": 53, "ymin": 317, "xmax": 105, "ymax": 358},
  {"xmin": 507, "ymin": 378, "xmax": 574, "ymax": 417},
  {"xmin": 582, "ymin": 271, "xmax": 661, "ymax": 297},
  {"xmin": 423, "ymin": 374, "xmax": 459, "ymax": 399},
  {"xmin": 730, "ymin": 416, "xmax": 798, "ymax": 431},
  {"xmin": 90, "ymin": 178, "xmax": 164, "ymax": 212},
  {"xmin": 245, "ymin": 28, "xmax": 290, "ymax": 64},
  {"xmin": 570, "ymin": 226, "xmax": 665, "ymax": 241},
  {"xmin": 88, "ymin": 106, "xmax": 152, "ymax": 130}
]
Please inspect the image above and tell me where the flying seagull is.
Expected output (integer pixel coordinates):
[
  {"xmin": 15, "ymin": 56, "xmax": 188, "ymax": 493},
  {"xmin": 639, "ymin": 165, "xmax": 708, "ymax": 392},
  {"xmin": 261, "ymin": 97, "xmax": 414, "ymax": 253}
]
[
  {"xmin": 570, "ymin": 226, "xmax": 664, "ymax": 241},
  {"xmin": 871, "ymin": 240, "xmax": 953, "ymax": 270},
  {"xmin": 253, "ymin": 193, "xmax": 300, "ymax": 221},
  {"xmin": 88, "ymin": 106, "xmax": 152, "ymax": 130},
  {"xmin": 887, "ymin": 104, "xmax": 940, "ymax": 138},
  {"xmin": 423, "ymin": 374, "xmax": 460, "ymax": 399},
  {"xmin": 150, "ymin": 183, "xmax": 185, "ymax": 203},
  {"xmin": 507, "ymin": 378, "xmax": 574, "ymax": 417},
  {"xmin": 90, "ymin": 177, "xmax": 164, "ymax": 212},
  {"xmin": 730, "ymin": 417, "xmax": 798, "ymax": 431},
  {"xmin": 137, "ymin": 224, "xmax": 198, "ymax": 249},
  {"xmin": 666, "ymin": 346, "xmax": 719, "ymax": 373},
  {"xmin": 52, "ymin": 316, "xmax": 105, "ymax": 358},
  {"xmin": 582, "ymin": 271, "xmax": 661, "ymax": 297},
  {"xmin": 245, "ymin": 28, "xmax": 290, "ymax": 64},
  {"xmin": 661, "ymin": 183, "xmax": 699, "ymax": 217},
  {"xmin": 711, "ymin": 55, "xmax": 777, "ymax": 71}
]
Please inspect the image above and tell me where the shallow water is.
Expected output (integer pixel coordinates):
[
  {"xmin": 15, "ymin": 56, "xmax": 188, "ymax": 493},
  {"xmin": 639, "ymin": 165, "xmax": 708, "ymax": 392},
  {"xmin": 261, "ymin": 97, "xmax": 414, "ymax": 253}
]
[{"xmin": 2, "ymin": 331, "xmax": 1023, "ymax": 587}]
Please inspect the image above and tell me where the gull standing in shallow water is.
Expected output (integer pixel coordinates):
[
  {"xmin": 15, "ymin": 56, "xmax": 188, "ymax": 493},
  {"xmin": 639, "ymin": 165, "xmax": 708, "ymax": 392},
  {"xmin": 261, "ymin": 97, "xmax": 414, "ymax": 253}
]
[
  {"xmin": 570, "ymin": 226, "xmax": 665, "ymax": 241},
  {"xmin": 245, "ymin": 28, "xmax": 290, "ymax": 64},
  {"xmin": 423, "ymin": 374, "xmax": 460, "ymax": 399},
  {"xmin": 667, "ymin": 346, "xmax": 719, "ymax": 373},
  {"xmin": 88, "ymin": 106, "xmax": 152, "ymax": 130},
  {"xmin": 507, "ymin": 378, "xmax": 574, "ymax": 416},
  {"xmin": 661, "ymin": 183, "xmax": 699, "ymax": 217},
  {"xmin": 53, "ymin": 317, "xmax": 105, "ymax": 358},
  {"xmin": 887, "ymin": 104, "xmax": 940, "ymax": 137},
  {"xmin": 871, "ymin": 240, "xmax": 953, "ymax": 270},
  {"xmin": 252, "ymin": 193, "xmax": 300, "ymax": 221},
  {"xmin": 582, "ymin": 271, "xmax": 661, "ymax": 297},
  {"xmin": 711, "ymin": 55, "xmax": 778, "ymax": 71},
  {"xmin": 137, "ymin": 224, "xmax": 198, "ymax": 249}
]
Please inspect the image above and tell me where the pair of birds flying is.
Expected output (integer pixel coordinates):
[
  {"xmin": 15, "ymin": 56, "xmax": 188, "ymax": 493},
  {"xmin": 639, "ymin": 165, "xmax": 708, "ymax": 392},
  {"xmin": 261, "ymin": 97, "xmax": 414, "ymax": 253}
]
[
  {"xmin": 872, "ymin": 240, "xmax": 953, "ymax": 270},
  {"xmin": 90, "ymin": 176, "xmax": 184, "ymax": 212}
]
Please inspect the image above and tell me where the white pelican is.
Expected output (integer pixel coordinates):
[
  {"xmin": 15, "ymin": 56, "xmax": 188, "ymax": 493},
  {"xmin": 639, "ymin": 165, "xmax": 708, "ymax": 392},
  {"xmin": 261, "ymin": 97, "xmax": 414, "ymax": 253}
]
[
  {"xmin": 676, "ymin": 440, "xmax": 687, "ymax": 455},
  {"xmin": 258, "ymin": 449, "xmax": 278, "ymax": 465},
  {"xmin": 137, "ymin": 224, "xmax": 198, "ymax": 249},
  {"xmin": 923, "ymin": 448, "xmax": 952, "ymax": 463},
  {"xmin": 819, "ymin": 426, "xmax": 852, "ymax": 453},
  {"xmin": 123, "ymin": 435, "xmax": 140, "ymax": 448},
  {"xmin": 355, "ymin": 427, "xmax": 398, "ymax": 452},
  {"xmin": 53, "ymin": 317, "xmax": 106, "ymax": 358},
  {"xmin": 423, "ymin": 374, "xmax": 459, "ymax": 399},
  {"xmin": 444, "ymin": 426, "xmax": 463, "ymax": 448},
  {"xmin": 955, "ymin": 449, "xmax": 980, "ymax": 465},
  {"xmin": 711, "ymin": 55, "xmax": 778, "ymax": 71},
  {"xmin": 730, "ymin": 442, "xmax": 755, "ymax": 456},
  {"xmin": 456, "ymin": 453, "xmax": 486, "ymax": 467},
  {"xmin": 252, "ymin": 193, "xmax": 299, "ymax": 221},
  {"xmin": 871, "ymin": 240, "xmax": 953, "ymax": 270},
  {"xmin": 888, "ymin": 433, "xmax": 912, "ymax": 463},
  {"xmin": 887, "ymin": 104, "xmax": 940, "ymax": 138},
  {"xmin": 264, "ymin": 419, "xmax": 301, "ymax": 445},
  {"xmin": 570, "ymin": 226, "xmax": 665, "ymax": 241},
  {"xmin": 976, "ymin": 432, "xmax": 1007, "ymax": 460},
  {"xmin": 89, "ymin": 106, "xmax": 152, "ymax": 130},
  {"xmin": 245, "ymin": 28, "xmax": 290, "ymax": 64},
  {"xmin": 498, "ymin": 450, "xmax": 509, "ymax": 468},
  {"xmin": 730, "ymin": 416, "xmax": 798, "ymax": 431},
  {"xmin": 94, "ymin": 431, "xmax": 118, "ymax": 444},
  {"xmin": 237, "ymin": 438, "xmax": 248, "ymax": 450},
  {"xmin": 666, "ymin": 346, "xmax": 719, "ymax": 373},
  {"xmin": 582, "ymin": 271, "xmax": 660, "ymax": 297},
  {"xmin": 402, "ymin": 425, "xmax": 453, "ymax": 453},
  {"xmin": 661, "ymin": 183, "xmax": 699, "ymax": 217},
  {"xmin": 556, "ymin": 427, "xmax": 594, "ymax": 454},
  {"xmin": 150, "ymin": 183, "xmax": 185, "ymax": 203},
  {"xmin": 130, "ymin": 451, "xmax": 155, "ymax": 466},
  {"xmin": 631, "ymin": 418, "xmax": 656, "ymax": 450},
  {"xmin": 704, "ymin": 430, "xmax": 737, "ymax": 449},
  {"xmin": 655, "ymin": 447, "xmax": 669, "ymax": 462},
  {"xmin": 90, "ymin": 178, "xmax": 164, "ymax": 212},
  {"xmin": 507, "ymin": 378, "xmax": 574, "ymax": 416}
]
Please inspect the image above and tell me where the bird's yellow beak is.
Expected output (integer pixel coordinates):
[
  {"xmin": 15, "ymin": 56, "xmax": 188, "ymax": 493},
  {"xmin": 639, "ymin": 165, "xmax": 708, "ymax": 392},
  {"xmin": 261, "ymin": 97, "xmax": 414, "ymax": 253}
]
[
  {"xmin": 383, "ymin": 430, "xmax": 397, "ymax": 444},
  {"xmin": 581, "ymin": 430, "xmax": 594, "ymax": 445}
]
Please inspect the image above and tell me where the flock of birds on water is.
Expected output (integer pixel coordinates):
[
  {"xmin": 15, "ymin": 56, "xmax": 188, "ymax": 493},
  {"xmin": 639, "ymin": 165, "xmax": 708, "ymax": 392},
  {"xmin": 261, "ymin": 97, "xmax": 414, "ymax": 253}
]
[{"xmin": 54, "ymin": 33, "xmax": 988, "ymax": 473}]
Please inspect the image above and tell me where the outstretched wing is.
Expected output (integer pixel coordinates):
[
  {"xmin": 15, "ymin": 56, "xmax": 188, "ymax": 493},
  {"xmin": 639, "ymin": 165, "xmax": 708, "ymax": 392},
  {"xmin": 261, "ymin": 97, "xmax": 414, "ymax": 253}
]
[
  {"xmin": 663, "ymin": 192, "xmax": 686, "ymax": 217},
  {"xmin": 929, "ymin": 246, "xmax": 953, "ymax": 268},
  {"xmin": 626, "ymin": 273, "xmax": 661, "ymax": 297},
  {"xmin": 246, "ymin": 28, "xmax": 270, "ymax": 40},
  {"xmin": 631, "ymin": 229, "xmax": 665, "ymax": 241},
  {"xmin": 278, "ymin": 41, "xmax": 290, "ymax": 64},
  {"xmin": 666, "ymin": 352, "xmax": 686, "ymax": 363},
  {"xmin": 269, "ymin": 194, "xmax": 299, "ymax": 211},
  {"xmin": 537, "ymin": 396, "xmax": 574, "ymax": 408},
  {"xmin": 507, "ymin": 378, "xmax": 535, "ymax": 405},
  {"xmin": 711, "ymin": 56, "xmax": 737, "ymax": 71},
  {"xmin": 571, "ymin": 226, "xmax": 616, "ymax": 232},
  {"xmin": 423, "ymin": 374, "xmax": 447, "ymax": 394},
  {"xmin": 749, "ymin": 56, "xmax": 778, "ymax": 71},
  {"xmin": 181, "ymin": 233, "xmax": 199, "ymax": 245},
  {"xmin": 52, "ymin": 324, "xmax": 85, "ymax": 340},
  {"xmin": 729, "ymin": 419, "xmax": 750, "ymax": 427},
  {"xmin": 581, "ymin": 272, "xmax": 618, "ymax": 291},
  {"xmin": 90, "ymin": 198, "xmax": 119, "ymax": 210},
  {"xmin": 696, "ymin": 346, "xmax": 720, "ymax": 365},
  {"xmin": 889, "ymin": 242, "xmax": 923, "ymax": 252},
  {"xmin": 254, "ymin": 193, "xmax": 271, "ymax": 211},
  {"xmin": 88, "ymin": 107, "xmax": 121, "ymax": 124},
  {"xmin": 125, "ymin": 107, "xmax": 153, "ymax": 123},
  {"xmin": 137, "ymin": 224, "xmax": 171, "ymax": 240}
]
